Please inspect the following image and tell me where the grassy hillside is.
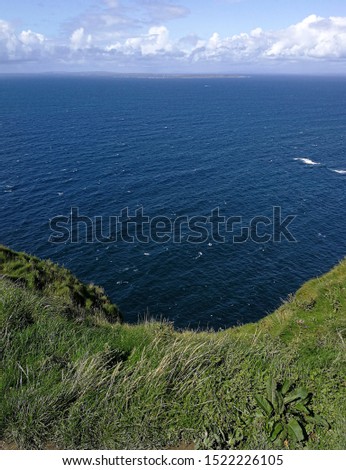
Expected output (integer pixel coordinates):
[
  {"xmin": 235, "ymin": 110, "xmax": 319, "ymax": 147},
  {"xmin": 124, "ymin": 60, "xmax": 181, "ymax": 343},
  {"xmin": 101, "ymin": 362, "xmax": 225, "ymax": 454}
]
[
  {"xmin": 0, "ymin": 246, "xmax": 345, "ymax": 449},
  {"xmin": 0, "ymin": 245, "xmax": 121, "ymax": 323}
]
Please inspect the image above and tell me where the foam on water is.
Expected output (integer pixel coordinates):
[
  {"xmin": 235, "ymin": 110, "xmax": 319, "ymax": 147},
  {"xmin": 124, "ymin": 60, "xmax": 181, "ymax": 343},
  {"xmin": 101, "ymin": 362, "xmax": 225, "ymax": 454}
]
[{"xmin": 293, "ymin": 157, "xmax": 320, "ymax": 166}]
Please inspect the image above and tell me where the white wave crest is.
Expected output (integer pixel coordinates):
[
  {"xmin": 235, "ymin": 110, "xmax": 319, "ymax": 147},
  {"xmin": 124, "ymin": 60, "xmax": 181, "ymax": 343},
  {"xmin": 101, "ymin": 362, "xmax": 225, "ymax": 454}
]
[
  {"xmin": 294, "ymin": 157, "xmax": 320, "ymax": 166},
  {"xmin": 331, "ymin": 169, "xmax": 346, "ymax": 175}
]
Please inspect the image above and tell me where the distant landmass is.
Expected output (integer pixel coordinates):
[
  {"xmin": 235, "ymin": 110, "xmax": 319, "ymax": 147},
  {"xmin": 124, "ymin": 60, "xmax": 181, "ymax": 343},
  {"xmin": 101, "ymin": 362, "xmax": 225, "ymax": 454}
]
[{"xmin": 0, "ymin": 71, "xmax": 250, "ymax": 79}]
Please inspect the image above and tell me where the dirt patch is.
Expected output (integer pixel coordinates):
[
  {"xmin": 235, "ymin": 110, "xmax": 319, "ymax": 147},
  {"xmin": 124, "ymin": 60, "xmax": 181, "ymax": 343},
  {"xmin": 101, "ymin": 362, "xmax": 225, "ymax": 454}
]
[{"xmin": 0, "ymin": 440, "xmax": 18, "ymax": 450}]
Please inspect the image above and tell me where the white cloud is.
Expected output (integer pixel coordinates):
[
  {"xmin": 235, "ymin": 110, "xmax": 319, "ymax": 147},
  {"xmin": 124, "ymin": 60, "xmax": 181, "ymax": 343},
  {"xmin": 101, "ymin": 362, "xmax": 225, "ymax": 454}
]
[
  {"xmin": 70, "ymin": 27, "xmax": 92, "ymax": 50},
  {"xmin": 0, "ymin": 19, "xmax": 17, "ymax": 60},
  {"xmin": 121, "ymin": 25, "xmax": 171, "ymax": 55},
  {"xmin": 61, "ymin": 0, "xmax": 189, "ymax": 47},
  {"xmin": 19, "ymin": 30, "xmax": 45, "ymax": 46},
  {"xmin": 139, "ymin": 1, "xmax": 190, "ymax": 22},
  {"xmin": 187, "ymin": 14, "xmax": 346, "ymax": 65},
  {"xmin": 0, "ymin": 20, "xmax": 48, "ymax": 62},
  {"xmin": 1, "ymin": 15, "xmax": 346, "ymax": 71},
  {"xmin": 264, "ymin": 15, "xmax": 346, "ymax": 59},
  {"xmin": 103, "ymin": 0, "xmax": 120, "ymax": 7}
]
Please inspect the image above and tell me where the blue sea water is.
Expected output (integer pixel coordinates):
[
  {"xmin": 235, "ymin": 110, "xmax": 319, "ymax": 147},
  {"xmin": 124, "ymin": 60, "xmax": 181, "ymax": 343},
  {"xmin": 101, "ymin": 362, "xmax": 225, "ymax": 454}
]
[{"xmin": 1, "ymin": 75, "xmax": 346, "ymax": 329}]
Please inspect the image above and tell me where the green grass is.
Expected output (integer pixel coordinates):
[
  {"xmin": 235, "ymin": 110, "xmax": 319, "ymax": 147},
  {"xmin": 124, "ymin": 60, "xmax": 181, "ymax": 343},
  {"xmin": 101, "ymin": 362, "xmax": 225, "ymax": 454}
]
[
  {"xmin": 0, "ymin": 245, "xmax": 121, "ymax": 323},
  {"xmin": 0, "ymin": 246, "xmax": 345, "ymax": 449}
]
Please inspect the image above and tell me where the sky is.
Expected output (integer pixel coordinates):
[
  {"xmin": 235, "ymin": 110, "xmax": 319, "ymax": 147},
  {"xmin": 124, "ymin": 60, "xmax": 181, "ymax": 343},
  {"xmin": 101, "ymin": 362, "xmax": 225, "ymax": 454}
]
[{"xmin": 1, "ymin": 0, "xmax": 346, "ymax": 74}]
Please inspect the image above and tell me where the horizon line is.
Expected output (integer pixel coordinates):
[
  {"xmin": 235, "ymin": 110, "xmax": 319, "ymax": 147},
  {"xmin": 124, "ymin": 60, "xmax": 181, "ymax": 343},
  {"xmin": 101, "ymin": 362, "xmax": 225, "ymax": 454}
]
[{"xmin": 1, "ymin": 71, "xmax": 346, "ymax": 78}]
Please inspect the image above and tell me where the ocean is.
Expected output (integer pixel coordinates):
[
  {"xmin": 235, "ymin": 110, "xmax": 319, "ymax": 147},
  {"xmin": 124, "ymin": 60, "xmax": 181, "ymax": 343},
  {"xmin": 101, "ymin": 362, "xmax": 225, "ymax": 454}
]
[{"xmin": 1, "ymin": 75, "xmax": 346, "ymax": 329}]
